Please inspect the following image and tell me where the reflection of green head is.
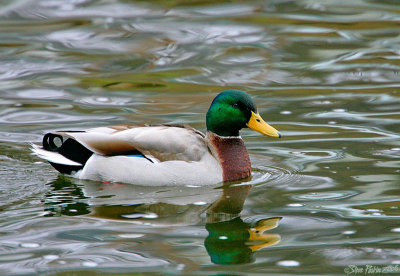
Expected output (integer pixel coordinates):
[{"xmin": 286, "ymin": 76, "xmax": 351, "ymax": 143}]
[{"xmin": 204, "ymin": 217, "xmax": 254, "ymax": 265}]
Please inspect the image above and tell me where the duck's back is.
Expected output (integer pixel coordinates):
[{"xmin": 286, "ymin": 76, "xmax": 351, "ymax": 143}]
[
  {"xmin": 33, "ymin": 125, "xmax": 224, "ymax": 185},
  {"xmin": 77, "ymin": 125, "xmax": 224, "ymax": 185}
]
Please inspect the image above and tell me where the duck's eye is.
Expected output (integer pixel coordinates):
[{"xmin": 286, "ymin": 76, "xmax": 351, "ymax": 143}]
[{"xmin": 232, "ymin": 103, "xmax": 239, "ymax": 108}]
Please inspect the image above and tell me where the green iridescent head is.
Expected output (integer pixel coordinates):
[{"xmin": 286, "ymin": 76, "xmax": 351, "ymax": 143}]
[{"xmin": 206, "ymin": 90, "xmax": 281, "ymax": 138}]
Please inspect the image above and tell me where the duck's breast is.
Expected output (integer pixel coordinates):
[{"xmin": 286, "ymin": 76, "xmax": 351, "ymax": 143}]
[{"xmin": 206, "ymin": 132, "xmax": 251, "ymax": 182}]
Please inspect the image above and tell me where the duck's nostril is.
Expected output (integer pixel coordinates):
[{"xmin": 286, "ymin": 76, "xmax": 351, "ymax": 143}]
[{"xmin": 256, "ymin": 119, "xmax": 260, "ymax": 122}]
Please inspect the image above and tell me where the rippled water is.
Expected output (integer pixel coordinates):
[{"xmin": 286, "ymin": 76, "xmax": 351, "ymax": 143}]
[{"xmin": 1, "ymin": 0, "xmax": 400, "ymax": 275}]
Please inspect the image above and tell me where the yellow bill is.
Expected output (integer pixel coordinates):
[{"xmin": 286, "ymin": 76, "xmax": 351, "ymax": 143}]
[{"xmin": 246, "ymin": 111, "xmax": 281, "ymax": 138}]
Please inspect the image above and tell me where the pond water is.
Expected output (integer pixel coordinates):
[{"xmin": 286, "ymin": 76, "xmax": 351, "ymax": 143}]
[{"xmin": 1, "ymin": 0, "xmax": 400, "ymax": 275}]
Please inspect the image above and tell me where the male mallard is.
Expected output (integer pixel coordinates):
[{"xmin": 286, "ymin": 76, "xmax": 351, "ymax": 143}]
[{"xmin": 32, "ymin": 90, "xmax": 281, "ymax": 185}]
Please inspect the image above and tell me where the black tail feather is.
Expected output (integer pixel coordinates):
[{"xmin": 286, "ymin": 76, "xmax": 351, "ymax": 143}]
[{"xmin": 43, "ymin": 133, "xmax": 93, "ymax": 174}]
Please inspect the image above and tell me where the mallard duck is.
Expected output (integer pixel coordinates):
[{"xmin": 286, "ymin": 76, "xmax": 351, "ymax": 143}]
[{"xmin": 32, "ymin": 90, "xmax": 281, "ymax": 185}]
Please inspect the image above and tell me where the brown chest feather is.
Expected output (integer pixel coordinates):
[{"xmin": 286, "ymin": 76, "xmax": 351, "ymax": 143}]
[{"xmin": 207, "ymin": 132, "xmax": 251, "ymax": 182}]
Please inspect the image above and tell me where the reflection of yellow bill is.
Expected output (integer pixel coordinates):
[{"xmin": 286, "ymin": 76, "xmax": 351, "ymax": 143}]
[
  {"xmin": 247, "ymin": 111, "xmax": 281, "ymax": 138},
  {"xmin": 248, "ymin": 217, "xmax": 282, "ymax": 252}
]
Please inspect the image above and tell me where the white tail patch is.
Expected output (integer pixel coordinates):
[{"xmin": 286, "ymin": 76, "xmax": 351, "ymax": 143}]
[{"xmin": 31, "ymin": 144, "xmax": 82, "ymax": 166}]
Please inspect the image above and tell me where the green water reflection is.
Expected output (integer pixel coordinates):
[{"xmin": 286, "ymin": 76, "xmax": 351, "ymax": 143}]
[
  {"xmin": 44, "ymin": 176, "xmax": 281, "ymax": 265},
  {"xmin": 205, "ymin": 217, "xmax": 281, "ymax": 265}
]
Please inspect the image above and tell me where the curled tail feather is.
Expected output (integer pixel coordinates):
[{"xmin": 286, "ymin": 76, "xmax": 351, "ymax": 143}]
[{"xmin": 32, "ymin": 132, "xmax": 93, "ymax": 174}]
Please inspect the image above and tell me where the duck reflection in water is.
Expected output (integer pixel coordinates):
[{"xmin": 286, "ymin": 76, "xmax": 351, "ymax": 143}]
[
  {"xmin": 205, "ymin": 184, "xmax": 281, "ymax": 265},
  {"xmin": 44, "ymin": 176, "xmax": 281, "ymax": 265}
]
